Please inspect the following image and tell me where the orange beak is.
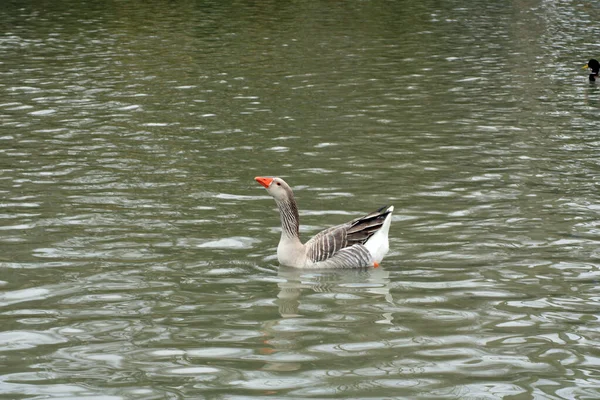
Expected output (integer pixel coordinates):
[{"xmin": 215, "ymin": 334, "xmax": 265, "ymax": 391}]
[{"xmin": 255, "ymin": 176, "xmax": 274, "ymax": 188}]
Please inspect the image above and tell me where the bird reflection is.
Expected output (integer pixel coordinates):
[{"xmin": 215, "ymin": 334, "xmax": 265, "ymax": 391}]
[
  {"xmin": 275, "ymin": 266, "xmax": 395, "ymax": 320},
  {"xmin": 259, "ymin": 266, "xmax": 395, "ymax": 372}
]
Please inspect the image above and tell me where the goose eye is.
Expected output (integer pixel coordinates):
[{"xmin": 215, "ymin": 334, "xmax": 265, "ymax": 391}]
[{"xmin": 276, "ymin": 182, "xmax": 281, "ymax": 186}]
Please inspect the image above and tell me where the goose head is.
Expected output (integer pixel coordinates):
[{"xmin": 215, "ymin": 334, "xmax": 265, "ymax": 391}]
[{"xmin": 255, "ymin": 176, "xmax": 294, "ymax": 202}]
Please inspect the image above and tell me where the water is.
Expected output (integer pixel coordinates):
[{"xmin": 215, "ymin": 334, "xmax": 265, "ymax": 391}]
[{"xmin": 2, "ymin": 0, "xmax": 600, "ymax": 398}]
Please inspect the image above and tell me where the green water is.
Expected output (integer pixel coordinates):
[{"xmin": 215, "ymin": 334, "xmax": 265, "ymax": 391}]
[{"xmin": 2, "ymin": 0, "xmax": 600, "ymax": 398}]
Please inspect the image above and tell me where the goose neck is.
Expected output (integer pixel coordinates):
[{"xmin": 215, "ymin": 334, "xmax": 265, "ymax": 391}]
[{"xmin": 275, "ymin": 197, "xmax": 300, "ymax": 239}]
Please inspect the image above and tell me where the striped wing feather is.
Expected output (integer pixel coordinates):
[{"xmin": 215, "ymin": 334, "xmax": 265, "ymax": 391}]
[
  {"xmin": 311, "ymin": 245, "xmax": 372, "ymax": 269},
  {"xmin": 305, "ymin": 205, "xmax": 392, "ymax": 264}
]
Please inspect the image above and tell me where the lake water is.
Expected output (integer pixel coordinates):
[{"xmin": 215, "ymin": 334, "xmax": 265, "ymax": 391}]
[{"xmin": 2, "ymin": 0, "xmax": 600, "ymax": 398}]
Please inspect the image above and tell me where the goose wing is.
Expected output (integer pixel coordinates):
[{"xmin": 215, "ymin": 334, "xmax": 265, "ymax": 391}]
[
  {"xmin": 310, "ymin": 244, "xmax": 373, "ymax": 269},
  {"xmin": 304, "ymin": 205, "xmax": 392, "ymax": 263}
]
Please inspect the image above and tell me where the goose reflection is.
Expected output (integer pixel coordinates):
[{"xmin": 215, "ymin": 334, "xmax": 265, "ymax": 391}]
[
  {"xmin": 259, "ymin": 266, "xmax": 395, "ymax": 372},
  {"xmin": 275, "ymin": 266, "xmax": 395, "ymax": 321}
]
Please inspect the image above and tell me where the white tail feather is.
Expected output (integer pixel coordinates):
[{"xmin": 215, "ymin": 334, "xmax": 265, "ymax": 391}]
[{"xmin": 364, "ymin": 206, "xmax": 393, "ymax": 263}]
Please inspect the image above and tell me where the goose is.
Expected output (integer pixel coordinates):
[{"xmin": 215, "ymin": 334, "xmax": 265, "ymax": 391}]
[
  {"xmin": 583, "ymin": 59, "xmax": 600, "ymax": 82},
  {"xmin": 255, "ymin": 176, "xmax": 393, "ymax": 269}
]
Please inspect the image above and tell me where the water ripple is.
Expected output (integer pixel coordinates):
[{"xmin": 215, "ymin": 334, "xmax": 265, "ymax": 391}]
[{"xmin": 2, "ymin": 0, "xmax": 600, "ymax": 398}]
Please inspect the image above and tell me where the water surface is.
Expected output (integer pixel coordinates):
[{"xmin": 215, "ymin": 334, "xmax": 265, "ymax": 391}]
[{"xmin": 2, "ymin": 0, "xmax": 600, "ymax": 398}]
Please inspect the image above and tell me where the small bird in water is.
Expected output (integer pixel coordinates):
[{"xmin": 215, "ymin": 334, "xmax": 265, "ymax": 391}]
[
  {"xmin": 583, "ymin": 59, "xmax": 600, "ymax": 82},
  {"xmin": 255, "ymin": 176, "xmax": 393, "ymax": 269}
]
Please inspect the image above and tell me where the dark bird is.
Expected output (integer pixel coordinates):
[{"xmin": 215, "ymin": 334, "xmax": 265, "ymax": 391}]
[{"xmin": 584, "ymin": 59, "xmax": 600, "ymax": 82}]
